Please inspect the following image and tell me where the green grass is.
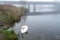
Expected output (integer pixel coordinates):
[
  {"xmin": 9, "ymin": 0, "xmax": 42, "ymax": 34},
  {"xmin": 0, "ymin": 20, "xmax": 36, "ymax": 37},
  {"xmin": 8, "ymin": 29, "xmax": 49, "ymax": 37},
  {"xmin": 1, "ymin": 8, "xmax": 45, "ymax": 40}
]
[
  {"xmin": 0, "ymin": 29, "xmax": 18, "ymax": 40},
  {"xmin": 0, "ymin": 6, "xmax": 28, "ymax": 28},
  {"xmin": 0, "ymin": 13, "xmax": 15, "ymax": 24}
]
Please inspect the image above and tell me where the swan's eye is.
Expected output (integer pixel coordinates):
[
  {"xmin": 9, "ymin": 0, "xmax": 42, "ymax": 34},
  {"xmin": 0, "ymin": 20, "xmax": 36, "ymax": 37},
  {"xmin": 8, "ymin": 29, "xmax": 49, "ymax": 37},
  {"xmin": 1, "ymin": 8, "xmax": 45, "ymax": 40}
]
[
  {"xmin": 23, "ymin": 27, "xmax": 26, "ymax": 29},
  {"xmin": 23, "ymin": 28, "xmax": 24, "ymax": 29}
]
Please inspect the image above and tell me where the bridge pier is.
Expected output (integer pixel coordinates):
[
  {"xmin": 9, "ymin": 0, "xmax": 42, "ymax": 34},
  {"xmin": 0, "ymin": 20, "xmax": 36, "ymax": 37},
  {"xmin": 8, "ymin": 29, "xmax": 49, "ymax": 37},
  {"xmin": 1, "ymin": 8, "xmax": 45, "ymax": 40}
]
[
  {"xmin": 28, "ymin": 5, "xmax": 30, "ymax": 12},
  {"xmin": 27, "ymin": 4, "xmax": 36, "ymax": 13},
  {"xmin": 33, "ymin": 4, "xmax": 36, "ymax": 13}
]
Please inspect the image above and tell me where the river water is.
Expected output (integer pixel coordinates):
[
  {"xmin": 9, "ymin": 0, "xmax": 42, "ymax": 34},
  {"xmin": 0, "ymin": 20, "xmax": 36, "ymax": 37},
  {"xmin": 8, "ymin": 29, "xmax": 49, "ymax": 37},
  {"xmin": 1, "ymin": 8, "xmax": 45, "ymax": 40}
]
[
  {"xmin": 13, "ymin": 14, "xmax": 60, "ymax": 40},
  {"xmin": 13, "ymin": 3, "xmax": 60, "ymax": 40}
]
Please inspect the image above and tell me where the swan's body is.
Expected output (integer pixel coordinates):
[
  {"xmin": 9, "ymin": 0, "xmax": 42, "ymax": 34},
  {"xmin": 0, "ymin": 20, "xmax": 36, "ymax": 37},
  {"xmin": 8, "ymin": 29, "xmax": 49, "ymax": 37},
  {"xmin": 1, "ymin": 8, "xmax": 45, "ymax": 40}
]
[{"xmin": 21, "ymin": 25, "xmax": 28, "ymax": 33}]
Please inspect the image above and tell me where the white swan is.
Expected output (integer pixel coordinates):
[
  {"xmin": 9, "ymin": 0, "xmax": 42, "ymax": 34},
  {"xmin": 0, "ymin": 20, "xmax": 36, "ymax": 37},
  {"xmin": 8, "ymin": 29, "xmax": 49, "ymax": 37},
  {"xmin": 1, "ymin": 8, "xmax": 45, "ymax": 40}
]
[{"xmin": 21, "ymin": 25, "xmax": 28, "ymax": 33}]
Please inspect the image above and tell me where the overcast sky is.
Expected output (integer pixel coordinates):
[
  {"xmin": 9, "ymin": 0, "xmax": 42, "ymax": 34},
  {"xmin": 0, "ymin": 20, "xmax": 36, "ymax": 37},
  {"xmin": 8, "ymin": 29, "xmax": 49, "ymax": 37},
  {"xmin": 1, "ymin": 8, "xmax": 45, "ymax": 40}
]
[
  {"xmin": 0, "ymin": 0, "xmax": 20, "ymax": 1},
  {"xmin": 0, "ymin": 0, "xmax": 59, "ymax": 2},
  {"xmin": 26, "ymin": 0, "xmax": 54, "ymax": 2}
]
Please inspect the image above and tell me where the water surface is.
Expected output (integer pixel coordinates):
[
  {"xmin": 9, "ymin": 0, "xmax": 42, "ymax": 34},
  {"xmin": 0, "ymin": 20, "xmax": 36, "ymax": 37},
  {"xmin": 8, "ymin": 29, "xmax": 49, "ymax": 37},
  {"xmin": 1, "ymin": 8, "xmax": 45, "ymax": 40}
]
[{"xmin": 14, "ymin": 14, "xmax": 60, "ymax": 40}]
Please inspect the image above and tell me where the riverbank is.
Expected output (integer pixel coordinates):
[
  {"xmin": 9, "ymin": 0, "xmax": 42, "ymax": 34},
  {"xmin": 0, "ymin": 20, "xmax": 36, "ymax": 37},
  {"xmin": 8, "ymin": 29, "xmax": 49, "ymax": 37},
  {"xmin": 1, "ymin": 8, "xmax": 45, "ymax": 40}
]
[
  {"xmin": 0, "ymin": 5, "xmax": 28, "ymax": 40},
  {"xmin": 0, "ymin": 5, "xmax": 28, "ymax": 29}
]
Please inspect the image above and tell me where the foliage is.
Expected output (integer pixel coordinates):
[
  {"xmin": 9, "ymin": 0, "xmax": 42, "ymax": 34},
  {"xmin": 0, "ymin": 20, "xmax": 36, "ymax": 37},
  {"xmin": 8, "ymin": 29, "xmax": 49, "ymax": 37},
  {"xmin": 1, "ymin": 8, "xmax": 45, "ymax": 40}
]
[
  {"xmin": 0, "ymin": 5, "xmax": 27, "ymax": 28},
  {"xmin": 0, "ymin": 29, "xmax": 18, "ymax": 40}
]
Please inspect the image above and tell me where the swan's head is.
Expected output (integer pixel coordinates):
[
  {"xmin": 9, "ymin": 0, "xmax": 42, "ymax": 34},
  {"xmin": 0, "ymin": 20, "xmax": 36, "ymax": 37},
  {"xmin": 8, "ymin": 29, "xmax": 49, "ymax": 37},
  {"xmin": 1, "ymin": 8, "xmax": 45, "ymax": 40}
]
[{"xmin": 21, "ymin": 25, "xmax": 28, "ymax": 33}]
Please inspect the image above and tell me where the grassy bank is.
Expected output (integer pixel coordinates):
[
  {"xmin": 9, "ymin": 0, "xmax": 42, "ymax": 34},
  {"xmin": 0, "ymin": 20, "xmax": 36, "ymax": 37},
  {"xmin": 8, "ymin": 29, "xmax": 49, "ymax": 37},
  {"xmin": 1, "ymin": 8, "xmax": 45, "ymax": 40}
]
[
  {"xmin": 0, "ymin": 5, "xmax": 28, "ymax": 28},
  {"xmin": 0, "ymin": 5, "xmax": 28, "ymax": 40},
  {"xmin": 0, "ymin": 29, "xmax": 18, "ymax": 40}
]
